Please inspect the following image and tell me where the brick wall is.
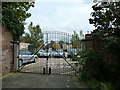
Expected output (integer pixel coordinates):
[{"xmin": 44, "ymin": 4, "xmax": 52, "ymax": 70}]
[
  {"xmin": 81, "ymin": 32, "xmax": 118, "ymax": 67},
  {"xmin": 1, "ymin": 26, "xmax": 14, "ymax": 76},
  {"xmin": 81, "ymin": 34, "xmax": 93, "ymax": 51},
  {"xmin": 81, "ymin": 33, "xmax": 102, "ymax": 52}
]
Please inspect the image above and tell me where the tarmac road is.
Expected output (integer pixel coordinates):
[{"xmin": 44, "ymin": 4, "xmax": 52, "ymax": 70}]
[{"xmin": 2, "ymin": 72, "xmax": 89, "ymax": 88}]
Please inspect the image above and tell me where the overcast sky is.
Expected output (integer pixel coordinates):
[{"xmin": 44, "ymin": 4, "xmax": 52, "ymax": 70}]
[{"xmin": 25, "ymin": 0, "xmax": 95, "ymax": 35}]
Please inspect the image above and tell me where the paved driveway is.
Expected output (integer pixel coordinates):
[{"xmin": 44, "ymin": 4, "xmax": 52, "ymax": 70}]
[
  {"xmin": 20, "ymin": 58, "xmax": 78, "ymax": 75},
  {"xmin": 2, "ymin": 72, "xmax": 89, "ymax": 89}
]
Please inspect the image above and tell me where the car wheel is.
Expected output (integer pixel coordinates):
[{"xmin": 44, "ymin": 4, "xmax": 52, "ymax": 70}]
[
  {"xmin": 33, "ymin": 58, "xmax": 36, "ymax": 63},
  {"xmin": 49, "ymin": 54, "xmax": 51, "ymax": 58},
  {"xmin": 19, "ymin": 59, "xmax": 23, "ymax": 67}
]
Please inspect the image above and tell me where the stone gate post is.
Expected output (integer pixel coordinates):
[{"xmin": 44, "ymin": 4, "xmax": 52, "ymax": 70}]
[{"xmin": 12, "ymin": 41, "xmax": 19, "ymax": 72}]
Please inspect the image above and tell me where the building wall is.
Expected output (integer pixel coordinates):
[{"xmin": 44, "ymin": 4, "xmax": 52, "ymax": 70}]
[
  {"xmin": 20, "ymin": 43, "xmax": 30, "ymax": 50},
  {"xmin": 2, "ymin": 26, "xmax": 14, "ymax": 76}
]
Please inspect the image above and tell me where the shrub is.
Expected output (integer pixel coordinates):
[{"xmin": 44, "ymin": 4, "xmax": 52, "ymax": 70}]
[
  {"xmin": 71, "ymin": 48, "xmax": 106, "ymax": 81},
  {"xmin": 88, "ymin": 79, "xmax": 114, "ymax": 90}
]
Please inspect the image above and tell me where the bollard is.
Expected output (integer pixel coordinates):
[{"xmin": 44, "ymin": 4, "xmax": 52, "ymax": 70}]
[
  {"xmin": 43, "ymin": 67, "xmax": 45, "ymax": 74},
  {"xmin": 48, "ymin": 67, "xmax": 51, "ymax": 75}
]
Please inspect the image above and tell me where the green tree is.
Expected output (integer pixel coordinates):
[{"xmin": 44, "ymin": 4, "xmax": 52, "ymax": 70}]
[
  {"xmin": 80, "ymin": 30, "xmax": 84, "ymax": 39},
  {"xmin": 71, "ymin": 31, "xmax": 81, "ymax": 49},
  {"xmin": 2, "ymin": 2, "xmax": 35, "ymax": 41},
  {"xmin": 89, "ymin": 2, "xmax": 120, "ymax": 89},
  {"xmin": 25, "ymin": 22, "xmax": 43, "ymax": 53},
  {"xmin": 52, "ymin": 43, "xmax": 61, "ymax": 50},
  {"xmin": 89, "ymin": 2, "xmax": 120, "ymax": 61},
  {"xmin": 89, "ymin": 2, "xmax": 120, "ymax": 42},
  {"xmin": 59, "ymin": 41, "xmax": 65, "ymax": 49}
]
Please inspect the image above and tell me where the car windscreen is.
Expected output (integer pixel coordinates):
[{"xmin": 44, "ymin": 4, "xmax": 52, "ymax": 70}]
[
  {"xmin": 67, "ymin": 49, "xmax": 77, "ymax": 54},
  {"xmin": 56, "ymin": 50, "xmax": 63, "ymax": 53}
]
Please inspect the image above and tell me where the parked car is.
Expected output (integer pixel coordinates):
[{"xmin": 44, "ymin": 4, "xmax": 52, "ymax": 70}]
[
  {"xmin": 37, "ymin": 50, "xmax": 44, "ymax": 57},
  {"xmin": 38, "ymin": 50, "xmax": 52, "ymax": 58},
  {"xmin": 19, "ymin": 50, "xmax": 38, "ymax": 66},
  {"xmin": 51, "ymin": 49, "xmax": 64, "ymax": 58}
]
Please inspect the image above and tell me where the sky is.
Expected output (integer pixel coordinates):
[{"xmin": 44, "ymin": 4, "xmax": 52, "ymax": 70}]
[{"xmin": 25, "ymin": 0, "xmax": 95, "ymax": 35}]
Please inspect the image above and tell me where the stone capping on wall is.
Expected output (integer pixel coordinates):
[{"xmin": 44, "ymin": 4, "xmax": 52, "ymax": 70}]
[
  {"xmin": 81, "ymin": 39, "xmax": 93, "ymax": 41},
  {"xmin": 10, "ymin": 41, "xmax": 20, "ymax": 44}
]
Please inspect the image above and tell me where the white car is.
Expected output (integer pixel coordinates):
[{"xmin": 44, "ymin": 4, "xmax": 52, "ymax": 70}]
[
  {"xmin": 51, "ymin": 49, "xmax": 64, "ymax": 58},
  {"xmin": 19, "ymin": 50, "xmax": 38, "ymax": 66},
  {"xmin": 38, "ymin": 50, "xmax": 51, "ymax": 58}
]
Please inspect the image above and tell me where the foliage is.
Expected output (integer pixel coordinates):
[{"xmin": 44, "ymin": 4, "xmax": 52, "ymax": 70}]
[
  {"xmin": 25, "ymin": 22, "xmax": 44, "ymax": 53},
  {"xmin": 89, "ymin": 2, "xmax": 120, "ymax": 38},
  {"xmin": 71, "ymin": 31, "xmax": 81, "ymax": 49},
  {"xmin": 34, "ymin": 53, "xmax": 40, "ymax": 56},
  {"xmin": 79, "ymin": 30, "xmax": 84, "ymax": 39},
  {"xmin": 2, "ymin": 2, "xmax": 35, "ymax": 41},
  {"xmin": 75, "ymin": 49, "xmax": 106, "ymax": 81},
  {"xmin": 52, "ymin": 43, "xmax": 61, "ymax": 49},
  {"xmin": 89, "ymin": 2, "xmax": 120, "ymax": 55},
  {"xmin": 71, "ymin": 48, "xmax": 115, "ymax": 89},
  {"xmin": 59, "ymin": 41, "xmax": 64, "ymax": 49},
  {"xmin": 88, "ymin": 79, "xmax": 114, "ymax": 90},
  {"xmin": 89, "ymin": 2, "xmax": 120, "ymax": 89}
]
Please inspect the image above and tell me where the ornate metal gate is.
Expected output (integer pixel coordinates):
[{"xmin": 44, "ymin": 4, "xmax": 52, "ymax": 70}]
[{"xmin": 18, "ymin": 31, "xmax": 81, "ymax": 75}]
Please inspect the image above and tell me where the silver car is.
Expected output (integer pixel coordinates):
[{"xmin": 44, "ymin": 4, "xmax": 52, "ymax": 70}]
[
  {"xmin": 51, "ymin": 49, "xmax": 64, "ymax": 58},
  {"xmin": 38, "ymin": 50, "xmax": 51, "ymax": 58},
  {"xmin": 19, "ymin": 50, "xmax": 38, "ymax": 66}
]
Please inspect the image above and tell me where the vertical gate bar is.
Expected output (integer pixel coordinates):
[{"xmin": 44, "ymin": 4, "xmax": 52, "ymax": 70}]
[
  {"xmin": 61, "ymin": 32, "xmax": 63, "ymax": 74},
  {"xmin": 58, "ymin": 31, "xmax": 60, "ymax": 74},
  {"xmin": 54, "ymin": 31, "xmax": 56, "ymax": 74},
  {"xmin": 60, "ymin": 31, "xmax": 61, "ymax": 74},
  {"xmin": 56, "ymin": 31, "xmax": 58, "ymax": 74},
  {"xmin": 49, "ymin": 31, "xmax": 51, "ymax": 74},
  {"xmin": 66, "ymin": 33, "xmax": 68, "ymax": 75},
  {"xmin": 55, "ymin": 31, "xmax": 57, "ymax": 74},
  {"xmin": 65, "ymin": 32, "xmax": 67, "ymax": 75},
  {"xmin": 46, "ymin": 32, "xmax": 48, "ymax": 74},
  {"xmin": 57, "ymin": 31, "xmax": 58, "ymax": 74},
  {"xmin": 59, "ymin": 31, "xmax": 60, "ymax": 74},
  {"xmin": 68, "ymin": 33, "xmax": 69, "ymax": 75},
  {"xmin": 62, "ymin": 32, "xmax": 63, "ymax": 74},
  {"xmin": 60, "ymin": 32, "xmax": 64, "ymax": 73},
  {"xmin": 60, "ymin": 32, "xmax": 61, "ymax": 74},
  {"xmin": 74, "ymin": 32, "xmax": 76, "ymax": 75},
  {"xmin": 64, "ymin": 32, "xmax": 66, "ymax": 75},
  {"xmin": 63, "ymin": 32, "xmax": 65, "ymax": 75}
]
